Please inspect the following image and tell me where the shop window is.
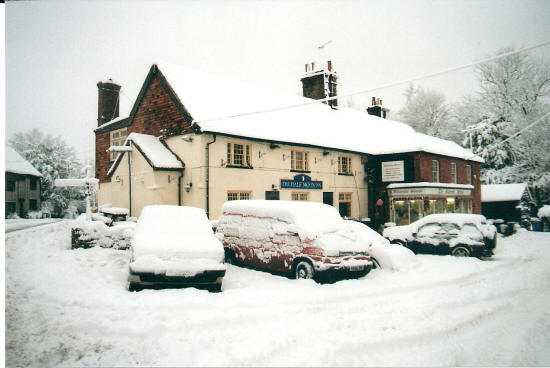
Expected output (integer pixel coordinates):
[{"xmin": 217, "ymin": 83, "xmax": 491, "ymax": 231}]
[
  {"xmin": 291, "ymin": 150, "xmax": 309, "ymax": 171},
  {"xmin": 6, "ymin": 180, "xmax": 15, "ymax": 192},
  {"xmin": 432, "ymin": 160, "xmax": 439, "ymax": 183},
  {"xmin": 110, "ymin": 128, "xmax": 128, "ymax": 162},
  {"xmin": 409, "ymin": 199, "xmax": 422, "ymax": 223},
  {"xmin": 30, "ymin": 177, "xmax": 38, "ymax": 190},
  {"xmin": 291, "ymin": 192, "xmax": 309, "ymax": 201},
  {"xmin": 435, "ymin": 199, "xmax": 446, "ymax": 213},
  {"xmin": 227, "ymin": 142, "xmax": 252, "ymax": 167},
  {"xmin": 466, "ymin": 165, "xmax": 472, "ymax": 185},
  {"xmin": 338, "ymin": 192, "xmax": 352, "ymax": 218},
  {"xmin": 338, "ymin": 155, "xmax": 352, "ymax": 175},
  {"xmin": 227, "ymin": 191, "xmax": 251, "ymax": 201},
  {"xmin": 29, "ymin": 199, "xmax": 38, "ymax": 211},
  {"xmin": 446, "ymin": 198, "xmax": 455, "ymax": 213},
  {"xmin": 393, "ymin": 200, "xmax": 409, "ymax": 225},
  {"xmin": 6, "ymin": 202, "xmax": 16, "ymax": 216},
  {"xmin": 451, "ymin": 163, "xmax": 457, "ymax": 183}
]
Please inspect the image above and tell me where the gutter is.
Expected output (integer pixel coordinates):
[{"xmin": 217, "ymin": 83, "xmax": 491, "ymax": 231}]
[{"xmin": 205, "ymin": 134, "xmax": 217, "ymax": 218}]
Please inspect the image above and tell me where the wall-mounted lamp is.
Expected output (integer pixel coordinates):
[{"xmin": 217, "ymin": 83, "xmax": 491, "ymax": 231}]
[
  {"xmin": 221, "ymin": 159, "xmax": 226, "ymax": 167},
  {"xmin": 181, "ymin": 135, "xmax": 193, "ymax": 142},
  {"xmin": 271, "ymin": 184, "xmax": 279, "ymax": 191},
  {"xmin": 270, "ymin": 143, "xmax": 280, "ymax": 149},
  {"xmin": 323, "ymin": 150, "xmax": 330, "ymax": 156},
  {"xmin": 115, "ymin": 175, "xmax": 122, "ymax": 184},
  {"xmin": 185, "ymin": 182, "xmax": 193, "ymax": 192}
]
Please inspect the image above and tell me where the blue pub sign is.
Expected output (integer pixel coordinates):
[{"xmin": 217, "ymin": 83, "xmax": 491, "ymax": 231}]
[{"xmin": 280, "ymin": 174, "xmax": 323, "ymax": 190}]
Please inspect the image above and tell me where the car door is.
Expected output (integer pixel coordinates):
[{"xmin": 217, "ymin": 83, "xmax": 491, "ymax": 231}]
[{"xmin": 414, "ymin": 223, "xmax": 443, "ymax": 253}]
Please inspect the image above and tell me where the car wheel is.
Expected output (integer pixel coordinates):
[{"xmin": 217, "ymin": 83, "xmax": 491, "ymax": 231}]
[
  {"xmin": 208, "ymin": 283, "xmax": 222, "ymax": 293},
  {"xmin": 371, "ymin": 257, "xmax": 381, "ymax": 270},
  {"xmin": 224, "ymin": 249, "xmax": 236, "ymax": 264},
  {"xmin": 294, "ymin": 261, "xmax": 315, "ymax": 279},
  {"xmin": 128, "ymin": 282, "xmax": 143, "ymax": 292},
  {"xmin": 451, "ymin": 246, "xmax": 471, "ymax": 257}
]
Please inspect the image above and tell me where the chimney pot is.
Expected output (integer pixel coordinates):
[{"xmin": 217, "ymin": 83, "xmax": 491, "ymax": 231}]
[
  {"xmin": 311, "ymin": 62, "xmax": 315, "ymax": 71},
  {"xmin": 327, "ymin": 60, "xmax": 332, "ymax": 71}
]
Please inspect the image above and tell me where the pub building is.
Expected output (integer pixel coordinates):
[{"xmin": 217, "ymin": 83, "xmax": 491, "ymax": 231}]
[{"xmin": 94, "ymin": 61, "xmax": 482, "ymax": 226}]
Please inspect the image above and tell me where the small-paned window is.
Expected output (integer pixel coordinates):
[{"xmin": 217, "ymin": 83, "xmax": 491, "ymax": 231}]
[
  {"xmin": 110, "ymin": 128, "xmax": 128, "ymax": 162},
  {"xmin": 30, "ymin": 177, "xmax": 38, "ymax": 190},
  {"xmin": 451, "ymin": 162, "xmax": 457, "ymax": 183},
  {"xmin": 432, "ymin": 160, "xmax": 440, "ymax": 183},
  {"xmin": 291, "ymin": 150, "xmax": 309, "ymax": 171},
  {"xmin": 227, "ymin": 142, "xmax": 251, "ymax": 167},
  {"xmin": 227, "ymin": 191, "xmax": 251, "ymax": 201},
  {"xmin": 338, "ymin": 155, "xmax": 352, "ymax": 174},
  {"xmin": 291, "ymin": 192, "xmax": 309, "ymax": 201},
  {"xmin": 338, "ymin": 192, "xmax": 352, "ymax": 217},
  {"xmin": 466, "ymin": 165, "xmax": 472, "ymax": 185},
  {"xmin": 6, "ymin": 180, "xmax": 16, "ymax": 192},
  {"xmin": 29, "ymin": 199, "xmax": 38, "ymax": 211},
  {"xmin": 6, "ymin": 202, "xmax": 16, "ymax": 215}
]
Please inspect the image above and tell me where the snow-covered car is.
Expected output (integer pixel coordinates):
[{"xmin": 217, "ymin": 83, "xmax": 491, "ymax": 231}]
[
  {"xmin": 382, "ymin": 214, "xmax": 497, "ymax": 257},
  {"xmin": 216, "ymin": 200, "xmax": 409, "ymax": 281},
  {"xmin": 127, "ymin": 205, "xmax": 226, "ymax": 292}
]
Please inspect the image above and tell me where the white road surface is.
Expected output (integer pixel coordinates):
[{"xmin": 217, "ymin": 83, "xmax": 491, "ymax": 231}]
[{"xmin": 5, "ymin": 220, "xmax": 550, "ymax": 366}]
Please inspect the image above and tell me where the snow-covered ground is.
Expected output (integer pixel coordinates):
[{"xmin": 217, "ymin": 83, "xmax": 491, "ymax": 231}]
[
  {"xmin": 5, "ymin": 220, "xmax": 550, "ymax": 366},
  {"xmin": 5, "ymin": 218, "xmax": 61, "ymax": 233}
]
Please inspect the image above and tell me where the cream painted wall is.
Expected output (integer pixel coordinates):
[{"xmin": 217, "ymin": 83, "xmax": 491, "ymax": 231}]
[
  {"xmin": 99, "ymin": 133, "xmax": 370, "ymax": 220},
  {"xmin": 99, "ymin": 143, "xmax": 182, "ymax": 217}
]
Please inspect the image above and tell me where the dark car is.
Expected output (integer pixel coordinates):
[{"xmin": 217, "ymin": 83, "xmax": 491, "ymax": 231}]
[
  {"xmin": 127, "ymin": 205, "xmax": 226, "ymax": 292},
  {"xmin": 382, "ymin": 214, "xmax": 497, "ymax": 258}
]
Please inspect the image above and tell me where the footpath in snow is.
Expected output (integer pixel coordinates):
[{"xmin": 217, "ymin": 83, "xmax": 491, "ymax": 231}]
[{"xmin": 5, "ymin": 220, "xmax": 550, "ymax": 366}]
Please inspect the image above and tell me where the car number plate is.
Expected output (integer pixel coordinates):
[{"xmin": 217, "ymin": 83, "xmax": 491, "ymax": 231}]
[{"xmin": 350, "ymin": 265, "xmax": 364, "ymax": 272}]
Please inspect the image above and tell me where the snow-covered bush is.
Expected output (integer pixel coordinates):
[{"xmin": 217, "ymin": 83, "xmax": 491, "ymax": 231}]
[{"xmin": 71, "ymin": 220, "xmax": 135, "ymax": 250}]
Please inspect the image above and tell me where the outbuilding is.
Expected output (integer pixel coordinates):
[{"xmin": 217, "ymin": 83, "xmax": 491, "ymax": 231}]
[
  {"xmin": 5, "ymin": 146, "xmax": 42, "ymax": 218},
  {"xmin": 481, "ymin": 183, "xmax": 534, "ymax": 223}
]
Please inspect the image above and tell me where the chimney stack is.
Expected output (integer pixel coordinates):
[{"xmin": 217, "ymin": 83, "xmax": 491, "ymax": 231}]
[
  {"xmin": 97, "ymin": 79, "xmax": 121, "ymax": 126},
  {"xmin": 300, "ymin": 60, "xmax": 338, "ymax": 109},
  {"xmin": 366, "ymin": 96, "xmax": 390, "ymax": 119}
]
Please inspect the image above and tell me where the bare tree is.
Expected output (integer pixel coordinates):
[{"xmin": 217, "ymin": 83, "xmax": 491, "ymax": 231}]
[{"xmin": 398, "ymin": 83, "xmax": 451, "ymax": 138}]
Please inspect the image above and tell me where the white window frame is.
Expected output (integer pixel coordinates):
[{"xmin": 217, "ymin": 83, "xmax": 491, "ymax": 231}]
[
  {"xmin": 110, "ymin": 128, "xmax": 128, "ymax": 162},
  {"xmin": 291, "ymin": 192, "xmax": 309, "ymax": 201},
  {"xmin": 227, "ymin": 191, "xmax": 251, "ymax": 201},
  {"xmin": 432, "ymin": 160, "xmax": 440, "ymax": 183},
  {"xmin": 466, "ymin": 165, "xmax": 472, "ymax": 185},
  {"xmin": 451, "ymin": 162, "xmax": 457, "ymax": 183},
  {"xmin": 291, "ymin": 150, "xmax": 309, "ymax": 171},
  {"xmin": 227, "ymin": 142, "xmax": 251, "ymax": 167},
  {"xmin": 338, "ymin": 155, "xmax": 352, "ymax": 174}
]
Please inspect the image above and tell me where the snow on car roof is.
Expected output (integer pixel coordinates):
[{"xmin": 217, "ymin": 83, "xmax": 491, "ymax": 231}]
[
  {"xmin": 132, "ymin": 205, "xmax": 222, "ymax": 261},
  {"xmin": 481, "ymin": 183, "xmax": 528, "ymax": 202},
  {"xmin": 155, "ymin": 62, "xmax": 482, "ymax": 162},
  {"xmin": 5, "ymin": 146, "xmax": 43, "ymax": 177},
  {"xmin": 414, "ymin": 213, "xmax": 488, "ymax": 227},
  {"xmin": 221, "ymin": 200, "xmax": 345, "ymax": 236}
]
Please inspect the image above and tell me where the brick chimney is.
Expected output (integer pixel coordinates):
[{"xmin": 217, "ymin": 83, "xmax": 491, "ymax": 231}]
[
  {"xmin": 366, "ymin": 96, "xmax": 390, "ymax": 119},
  {"xmin": 97, "ymin": 79, "xmax": 121, "ymax": 126},
  {"xmin": 300, "ymin": 60, "xmax": 338, "ymax": 109}
]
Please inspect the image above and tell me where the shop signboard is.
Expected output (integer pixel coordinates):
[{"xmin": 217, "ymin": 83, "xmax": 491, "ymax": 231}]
[
  {"xmin": 388, "ymin": 187, "xmax": 471, "ymax": 196},
  {"xmin": 382, "ymin": 161, "xmax": 404, "ymax": 182},
  {"xmin": 281, "ymin": 174, "xmax": 322, "ymax": 190}
]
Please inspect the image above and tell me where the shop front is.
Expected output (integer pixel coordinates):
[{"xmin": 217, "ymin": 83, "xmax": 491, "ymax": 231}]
[{"xmin": 387, "ymin": 183, "xmax": 474, "ymax": 225}]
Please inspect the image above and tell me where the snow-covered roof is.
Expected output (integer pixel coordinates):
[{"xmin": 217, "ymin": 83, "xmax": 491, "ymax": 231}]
[
  {"xmin": 155, "ymin": 61, "xmax": 483, "ymax": 163},
  {"xmin": 5, "ymin": 146, "xmax": 42, "ymax": 177},
  {"xmin": 94, "ymin": 116, "xmax": 130, "ymax": 132},
  {"xmin": 481, "ymin": 183, "xmax": 528, "ymax": 202},
  {"xmin": 107, "ymin": 133, "xmax": 184, "ymax": 176},
  {"xmin": 387, "ymin": 182, "xmax": 474, "ymax": 189}
]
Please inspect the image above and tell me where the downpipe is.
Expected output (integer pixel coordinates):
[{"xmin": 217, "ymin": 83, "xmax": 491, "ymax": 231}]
[{"xmin": 206, "ymin": 134, "xmax": 217, "ymax": 218}]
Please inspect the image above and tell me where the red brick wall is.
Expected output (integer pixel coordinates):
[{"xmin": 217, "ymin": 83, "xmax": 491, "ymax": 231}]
[
  {"xmin": 95, "ymin": 74, "xmax": 193, "ymax": 182},
  {"xmin": 413, "ymin": 152, "xmax": 481, "ymax": 214}
]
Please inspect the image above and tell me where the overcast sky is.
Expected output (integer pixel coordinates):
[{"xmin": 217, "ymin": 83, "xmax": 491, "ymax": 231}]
[{"xmin": 5, "ymin": 0, "xmax": 550, "ymax": 161}]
